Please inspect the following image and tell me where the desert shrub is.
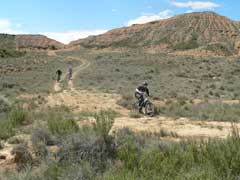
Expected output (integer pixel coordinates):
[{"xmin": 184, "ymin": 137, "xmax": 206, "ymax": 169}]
[
  {"xmin": 156, "ymin": 101, "xmax": 193, "ymax": 118},
  {"xmin": 93, "ymin": 110, "xmax": 118, "ymax": 159},
  {"xmin": 114, "ymin": 128, "xmax": 146, "ymax": 148},
  {"xmin": 59, "ymin": 110, "xmax": 117, "ymax": 171},
  {"xmin": 173, "ymin": 41, "xmax": 199, "ymax": 50},
  {"xmin": 93, "ymin": 110, "xmax": 116, "ymax": 141},
  {"xmin": 48, "ymin": 45, "xmax": 57, "ymax": 50},
  {"xmin": 2, "ymin": 126, "xmax": 240, "ymax": 179},
  {"xmin": 101, "ymin": 166, "xmax": 139, "ymax": 180},
  {"xmin": 33, "ymin": 143, "xmax": 48, "ymax": 159},
  {"xmin": 0, "ymin": 161, "xmax": 94, "ymax": 180},
  {"xmin": 0, "ymin": 99, "xmax": 11, "ymax": 114},
  {"xmin": 58, "ymin": 133, "xmax": 109, "ymax": 172},
  {"xmin": 117, "ymin": 140, "xmax": 141, "ymax": 170},
  {"xmin": 112, "ymin": 126, "xmax": 240, "ymax": 179},
  {"xmin": 0, "ymin": 49, "xmax": 26, "ymax": 58},
  {"xmin": 47, "ymin": 117, "xmax": 79, "ymax": 136},
  {"xmin": 205, "ymin": 43, "xmax": 235, "ymax": 56},
  {"xmin": 11, "ymin": 144, "xmax": 33, "ymax": 171},
  {"xmin": 31, "ymin": 128, "xmax": 54, "ymax": 146},
  {"xmin": 8, "ymin": 106, "xmax": 28, "ymax": 126},
  {"xmin": 0, "ymin": 119, "xmax": 15, "ymax": 140},
  {"xmin": 31, "ymin": 128, "xmax": 53, "ymax": 158},
  {"xmin": 44, "ymin": 162, "xmax": 94, "ymax": 180},
  {"xmin": 193, "ymin": 103, "xmax": 240, "ymax": 122},
  {"xmin": 114, "ymin": 128, "xmax": 144, "ymax": 170}
]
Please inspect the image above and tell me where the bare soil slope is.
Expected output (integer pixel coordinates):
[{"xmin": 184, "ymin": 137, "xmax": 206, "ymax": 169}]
[{"xmin": 0, "ymin": 34, "xmax": 64, "ymax": 50}]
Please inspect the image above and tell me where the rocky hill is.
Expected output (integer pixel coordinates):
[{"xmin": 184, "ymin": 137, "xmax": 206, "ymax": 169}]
[
  {"xmin": 70, "ymin": 12, "xmax": 240, "ymax": 56},
  {"xmin": 0, "ymin": 34, "xmax": 64, "ymax": 50}
]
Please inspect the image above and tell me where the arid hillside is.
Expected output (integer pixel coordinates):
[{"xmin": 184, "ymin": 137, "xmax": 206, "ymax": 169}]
[
  {"xmin": 70, "ymin": 12, "xmax": 240, "ymax": 56},
  {"xmin": 0, "ymin": 34, "xmax": 64, "ymax": 50}
]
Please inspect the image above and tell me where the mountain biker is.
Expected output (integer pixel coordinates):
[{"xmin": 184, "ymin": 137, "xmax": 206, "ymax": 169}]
[
  {"xmin": 68, "ymin": 66, "xmax": 73, "ymax": 80},
  {"xmin": 56, "ymin": 69, "xmax": 62, "ymax": 82},
  {"xmin": 135, "ymin": 82, "xmax": 150, "ymax": 113}
]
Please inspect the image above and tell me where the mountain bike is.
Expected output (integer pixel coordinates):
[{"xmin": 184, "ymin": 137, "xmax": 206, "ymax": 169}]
[{"xmin": 132, "ymin": 96, "xmax": 155, "ymax": 117}]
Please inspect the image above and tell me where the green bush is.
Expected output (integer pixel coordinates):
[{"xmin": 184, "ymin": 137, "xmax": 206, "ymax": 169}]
[
  {"xmin": 8, "ymin": 106, "xmax": 28, "ymax": 126},
  {"xmin": 0, "ymin": 161, "xmax": 94, "ymax": 180},
  {"xmin": 205, "ymin": 43, "xmax": 235, "ymax": 56},
  {"xmin": 117, "ymin": 141, "xmax": 141, "ymax": 170},
  {"xmin": 32, "ymin": 143, "xmax": 48, "ymax": 159},
  {"xmin": 47, "ymin": 117, "xmax": 79, "ymax": 135},
  {"xmin": 173, "ymin": 41, "xmax": 199, "ymax": 50},
  {"xmin": 58, "ymin": 133, "xmax": 109, "ymax": 171},
  {"xmin": 0, "ymin": 49, "xmax": 26, "ymax": 58},
  {"xmin": 0, "ymin": 119, "xmax": 15, "ymax": 140},
  {"xmin": 0, "ymin": 106, "xmax": 28, "ymax": 140},
  {"xmin": 31, "ymin": 128, "xmax": 54, "ymax": 146},
  {"xmin": 44, "ymin": 162, "xmax": 94, "ymax": 180},
  {"xmin": 31, "ymin": 129, "xmax": 54, "ymax": 159},
  {"xmin": 114, "ymin": 128, "xmax": 144, "ymax": 170},
  {"xmin": 93, "ymin": 110, "xmax": 116, "ymax": 141},
  {"xmin": 0, "ymin": 99, "xmax": 11, "ymax": 114},
  {"xmin": 102, "ymin": 165, "xmax": 139, "ymax": 180},
  {"xmin": 11, "ymin": 144, "xmax": 33, "ymax": 171},
  {"xmin": 2, "ymin": 125, "xmax": 240, "ymax": 179}
]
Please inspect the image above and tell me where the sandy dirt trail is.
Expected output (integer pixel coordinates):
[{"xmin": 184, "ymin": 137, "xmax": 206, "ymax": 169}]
[{"xmin": 46, "ymin": 51, "xmax": 128, "ymax": 115}]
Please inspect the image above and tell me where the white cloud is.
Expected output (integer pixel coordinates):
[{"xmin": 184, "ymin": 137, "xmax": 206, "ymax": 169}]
[
  {"xmin": 0, "ymin": 18, "xmax": 107, "ymax": 44},
  {"xmin": 0, "ymin": 19, "xmax": 11, "ymax": 30},
  {"xmin": 0, "ymin": 18, "xmax": 25, "ymax": 34},
  {"xmin": 171, "ymin": 1, "xmax": 220, "ymax": 10},
  {"xmin": 186, "ymin": 9, "xmax": 194, "ymax": 13},
  {"xmin": 41, "ymin": 30, "xmax": 108, "ymax": 44},
  {"xmin": 127, "ymin": 10, "xmax": 173, "ymax": 26},
  {"xmin": 16, "ymin": 23, "xmax": 22, "ymax": 28}
]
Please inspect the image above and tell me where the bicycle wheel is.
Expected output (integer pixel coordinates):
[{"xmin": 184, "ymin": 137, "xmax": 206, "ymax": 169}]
[
  {"xmin": 132, "ymin": 101, "xmax": 139, "ymax": 113},
  {"xmin": 144, "ymin": 102, "xmax": 155, "ymax": 117}
]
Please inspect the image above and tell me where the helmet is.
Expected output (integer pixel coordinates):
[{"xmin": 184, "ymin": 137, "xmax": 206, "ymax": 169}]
[{"xmin": 143, "ymin": 82, "xmax": 148, "ymax": 86}]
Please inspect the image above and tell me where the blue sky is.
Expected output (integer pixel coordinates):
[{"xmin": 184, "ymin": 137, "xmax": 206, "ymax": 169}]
[{"xmin": 0, "ymin": 0, "xmax": 238, "ymax": 44}]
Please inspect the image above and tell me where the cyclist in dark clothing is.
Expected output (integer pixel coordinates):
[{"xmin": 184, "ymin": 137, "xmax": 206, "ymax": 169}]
[
  {"xmin": 56, "ymin": 69, "xmax": 62, "ymax": 82},
  {"xmin": 68, "ymin": 66, "xmax": 73, "ymax": 80},
  {"xmin": 135, "ymin": 82, "xmax": 150, "ymax": 113}
]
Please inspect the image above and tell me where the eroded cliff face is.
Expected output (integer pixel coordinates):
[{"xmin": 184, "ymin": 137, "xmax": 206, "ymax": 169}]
[
  {"xmin": 0, "ymin": 34, "xmax": 64, "ymax": 50},
  {"xmin": 235, "ymin": 40, "xmax": 240, "ymax": 55},
  {"xmin": 69, "ymin": 12, "xmax": 240, "ymax": 56}
]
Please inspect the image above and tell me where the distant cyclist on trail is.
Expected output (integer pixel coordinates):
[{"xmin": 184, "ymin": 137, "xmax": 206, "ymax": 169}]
[
  {"xmin": 56, "ymin": 69, "xmax": 62, "ymax": 82},
  {"xmin": 68, "ymin": 66, "xmax": 73, "ymax": 80},
  {"xmin": 135, "ymin": 82, "xmax": 150, "ymax": 113}
]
